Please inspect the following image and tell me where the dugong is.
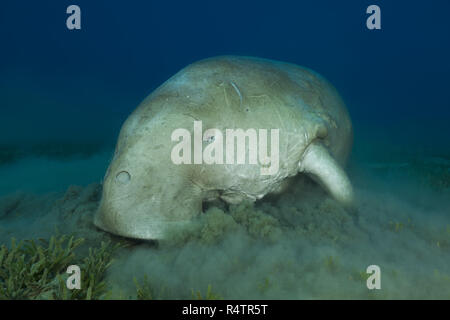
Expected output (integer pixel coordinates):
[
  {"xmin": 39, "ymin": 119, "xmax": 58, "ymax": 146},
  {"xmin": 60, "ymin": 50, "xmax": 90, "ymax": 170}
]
[{"xmin": 94, "ymin": 56, "xmax": 354, "ymax": 240}]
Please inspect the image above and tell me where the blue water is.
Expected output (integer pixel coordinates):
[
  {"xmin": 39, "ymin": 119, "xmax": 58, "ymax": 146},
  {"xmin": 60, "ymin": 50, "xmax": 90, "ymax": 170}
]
[
  {"xmin": 0, "ymin": 1, "xmax": 449, "ymax": 299},
  {"xmin": 1, "ymin": 0, "xmax": 449, "ymax": 151}
]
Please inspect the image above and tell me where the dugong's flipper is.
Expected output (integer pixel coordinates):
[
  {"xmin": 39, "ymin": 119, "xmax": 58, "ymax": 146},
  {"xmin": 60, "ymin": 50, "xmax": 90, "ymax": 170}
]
[{"xmin": 299, "ymin": 143, "xmax": 354, "ymax": 207}]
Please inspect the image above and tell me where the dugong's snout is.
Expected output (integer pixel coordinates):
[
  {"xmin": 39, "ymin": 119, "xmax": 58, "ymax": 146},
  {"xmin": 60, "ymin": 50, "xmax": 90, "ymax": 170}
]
[
  {"xmin": 94, "ymin": 163, "xmax": 202, "ymax": 240},
  {"xmin": 94, "ymin": 202, "xmax": 190, "ymax": 240}
]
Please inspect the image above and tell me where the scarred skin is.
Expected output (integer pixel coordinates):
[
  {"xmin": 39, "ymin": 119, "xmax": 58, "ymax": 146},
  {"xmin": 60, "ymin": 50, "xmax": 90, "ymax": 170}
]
[{"xmin": 94, "ymin": 56, "xmax": 354, "ymax": 240}]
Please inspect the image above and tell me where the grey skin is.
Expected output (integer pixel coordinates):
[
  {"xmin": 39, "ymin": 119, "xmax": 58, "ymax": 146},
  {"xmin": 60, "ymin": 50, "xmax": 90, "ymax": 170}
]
[{"xmin": 94, "ymin": 56, "xmax": 354, "ymax": 240}]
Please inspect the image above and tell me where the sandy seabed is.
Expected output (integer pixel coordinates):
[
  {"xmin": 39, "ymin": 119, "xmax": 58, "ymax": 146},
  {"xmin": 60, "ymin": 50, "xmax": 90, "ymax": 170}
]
[{"xmin": 0, "ymin": 151, "xmax": 449, "ymax": 299}]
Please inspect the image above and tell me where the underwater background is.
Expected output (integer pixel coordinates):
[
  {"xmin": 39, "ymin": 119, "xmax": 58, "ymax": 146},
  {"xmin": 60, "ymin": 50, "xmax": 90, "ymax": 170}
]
[{"xmin": 0, "ymin": 0, "xmax": 449, "ymax": 299}]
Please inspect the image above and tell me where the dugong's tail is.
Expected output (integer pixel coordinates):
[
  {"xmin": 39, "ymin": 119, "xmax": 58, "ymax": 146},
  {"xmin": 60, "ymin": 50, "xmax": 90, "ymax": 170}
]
[{"xmin": 299, "ymin": 142, "xmax": 354, "ymax": 207}]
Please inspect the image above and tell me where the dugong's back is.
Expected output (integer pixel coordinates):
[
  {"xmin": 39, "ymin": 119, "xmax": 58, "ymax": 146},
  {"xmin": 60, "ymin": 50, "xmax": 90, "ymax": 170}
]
[
  {"xmin": 121, "ymin": 56, "xmax": 352, "ymax": 164},
  {"xmin": 95, "ymin": 56, "xmax": 354, "ymax": 240}
]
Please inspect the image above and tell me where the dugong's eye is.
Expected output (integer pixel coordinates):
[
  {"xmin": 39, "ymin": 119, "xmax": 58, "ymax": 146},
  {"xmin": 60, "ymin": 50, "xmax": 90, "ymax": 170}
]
[{"xmin": 115, "ymin": 171, "xmax": 131, "ymax": 184}]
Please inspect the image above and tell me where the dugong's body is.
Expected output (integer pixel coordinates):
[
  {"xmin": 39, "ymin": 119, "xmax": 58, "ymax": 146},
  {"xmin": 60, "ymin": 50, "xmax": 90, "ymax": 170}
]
[{"xmin": 94, "ymin": 56, "xmax": 353, "ymax": 240}]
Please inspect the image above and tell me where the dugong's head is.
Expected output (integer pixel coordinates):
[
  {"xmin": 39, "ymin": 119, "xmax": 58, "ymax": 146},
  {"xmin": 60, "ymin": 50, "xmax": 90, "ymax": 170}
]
[{"xmin": 94, "ymin": 112, "xmax": 202, "ymax": 240}]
